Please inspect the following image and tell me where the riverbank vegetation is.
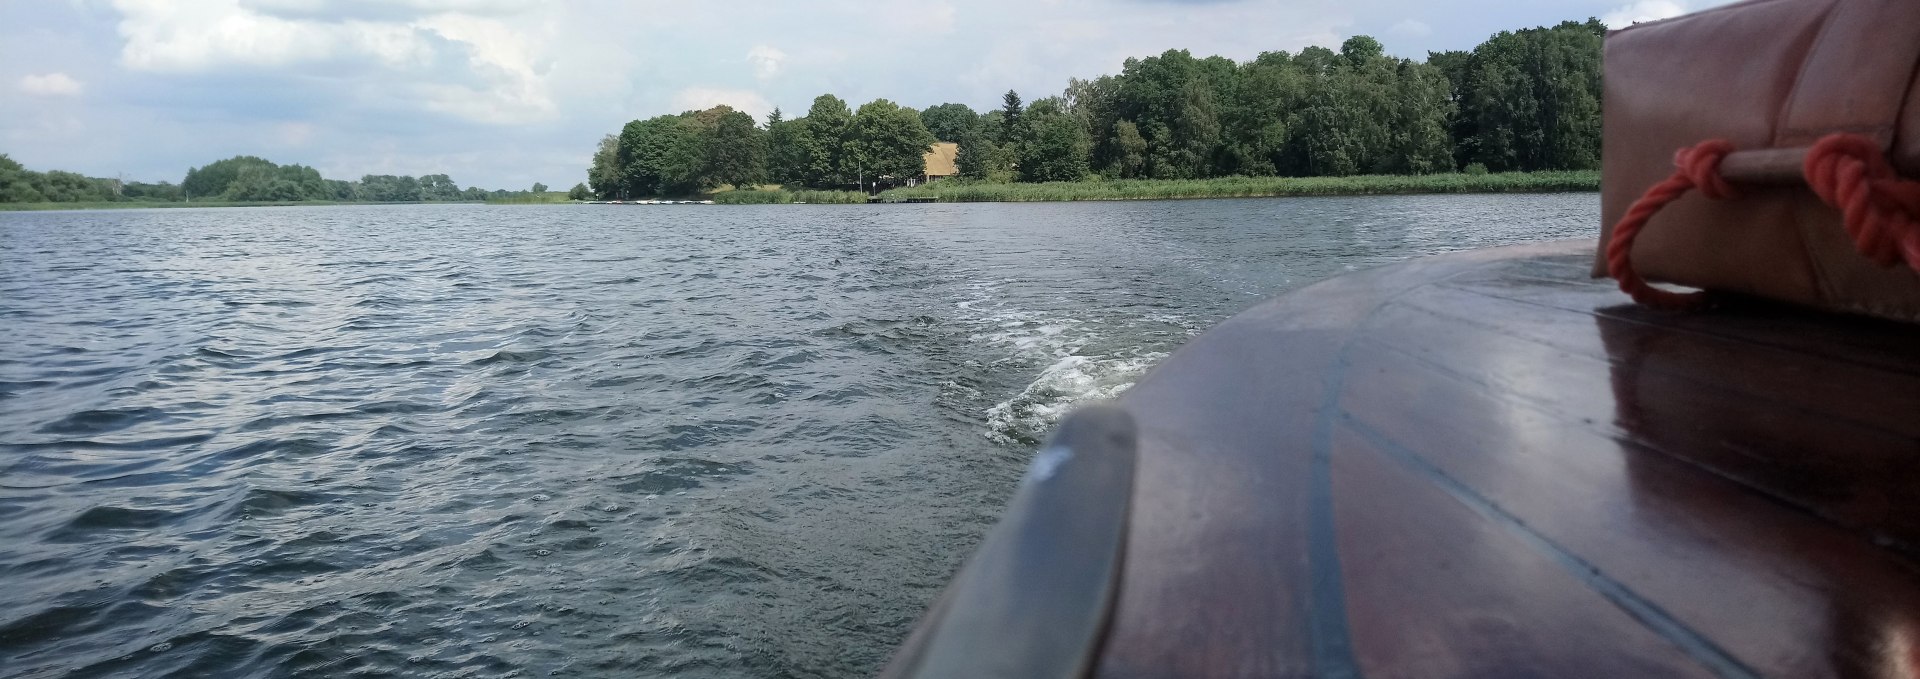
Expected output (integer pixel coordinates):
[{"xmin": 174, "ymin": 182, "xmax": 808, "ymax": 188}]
[
  {"xmin": 590, "ymin": 99, "xmax": 935, "ymax": 200},
  {"xmin": 0, "ymin": 199, "xmax": 356, "ymax": 211},
  {"xmin": 485, "ymin": 189, "xmax": 573, "ymax": 204},
  {"xmin": 0, "ymin": 153, "xmax": 551, "ymax": 208},
  {"xmin": 709, "ymin": 189, "xmax": 869, "ymax": 205},
  {"xmin": 586, "ymin": 19, "xmax": 1605, "ymax": 200},
  {"xmin": 876, "ymin": 170, "xmax": 1597, "ymax": 202}
]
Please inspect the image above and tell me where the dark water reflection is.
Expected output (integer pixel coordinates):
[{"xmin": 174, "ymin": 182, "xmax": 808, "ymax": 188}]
[{"xmin": 0, "ymin": 196, "xmax": 1595, "ymax": 678}]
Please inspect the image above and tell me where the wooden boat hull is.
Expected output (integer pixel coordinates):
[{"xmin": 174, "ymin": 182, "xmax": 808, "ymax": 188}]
[{"xmin": 883, "ymin": 239, "xmax": 1920, "ymax": 679}]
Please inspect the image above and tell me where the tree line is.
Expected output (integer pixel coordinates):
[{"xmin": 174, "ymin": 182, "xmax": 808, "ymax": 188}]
[
  {"xmin": 586, "ymin": 19, "xmax": 1604, "ymax": 197},
  {"xmin": 0, "ymin": 153, "xmax": 552, "ymax": 205},
  {"xmin": 0, "ymin": 154, "xmax": 174, "ymax": 203},
  {"xmin": 588, "ymin": 97, "xmax": 937, "ymax": 198}
]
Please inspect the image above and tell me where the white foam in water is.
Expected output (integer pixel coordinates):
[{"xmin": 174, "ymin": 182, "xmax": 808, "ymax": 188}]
[
  {"xmin": 983, "ymin": 350, "xmax": 1165, "ymax": 445},
  {"xmin": 958, "ymin": 279, "xmax": 1173, "ymax": 445}
]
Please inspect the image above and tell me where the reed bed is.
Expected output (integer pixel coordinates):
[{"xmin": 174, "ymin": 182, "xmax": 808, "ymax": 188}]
[
  {"xmin": 0, "ymin": 200, "xmax": 372, "ymax": 211},
  {"xmin": 484, "ymin": 192, "xmax": 573, "ymax": 205},
  {"xmin": 711, "ymin": 190, "xmax": 869, "ymax": 205},
  {"xmin": 875, "ymin": 171, "xmax": 1599, "ymax": 203}
]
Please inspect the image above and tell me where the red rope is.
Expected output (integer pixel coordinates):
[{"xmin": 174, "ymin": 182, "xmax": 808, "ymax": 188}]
[
  {"xmin": 1803, "ymin": 134, "xmax": 1920, "ymax": 271},
  {"xmin": 1608, "ymin": 133, "xmax": 1920, "ymax": 310},
  {"xmin": 1606, "ymin": 139, "xmax": 1735, "ymax": 310}
]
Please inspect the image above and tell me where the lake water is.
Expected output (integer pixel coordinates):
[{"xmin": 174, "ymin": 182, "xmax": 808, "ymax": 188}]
[{"xmin": 0, "ymin": 195, "xmax": 1597, "ymax": 678}]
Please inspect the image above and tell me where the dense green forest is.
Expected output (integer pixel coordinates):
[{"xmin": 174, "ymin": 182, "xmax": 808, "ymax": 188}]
[
  {"xmin": 589, "ymin": 19, "xmax": 1605, "ymax": 198},
  {"xmin": 0, "ymin": 153, "xmax": 547, "ymax": 205}
]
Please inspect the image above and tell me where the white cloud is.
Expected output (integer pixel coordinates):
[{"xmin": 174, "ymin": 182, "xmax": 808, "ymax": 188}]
[
  {"xmin": 19, "ymin": 72, "xmax": 85, "ymax": 96},
  {"xmin": 114, "ymin": 0, "xmax": 399, "ymax": 71},
  {"xmin": 412, "ymin": 11, "xmax": 557, "ymax": 123},
  {"xmin": 108, "ymin": 0, "xmax": 557, "ymax": 124},
  {"xmin": 747, "ymin": 45, "xmax": 787, "ymax": 80},
  {"xmin": 278, "ymin": 121, "xmax": 316, "ymax": 146},
  {"xmin": 1388, "ymin": 19, "xmax": 1432, "ymax": 37},
  {"xmin": 1602, "ymin": 0, "xmax": 1689, "ymax": 28},
  {"xmin": 240, "ymin": 0, "xmax": 532, "ymax": 21},
  {"xmin": 864, "ymin": 0, "xmax": 957, "ymax": 38},
  {"xmin": 670, "ymin": 87, "xmax": 773, "ymax": 121}
]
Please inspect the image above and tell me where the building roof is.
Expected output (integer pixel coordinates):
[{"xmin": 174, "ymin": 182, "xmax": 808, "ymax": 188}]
[{"xmin": 923, "ymin": 142, "xmax": 959, "ymax": 177}]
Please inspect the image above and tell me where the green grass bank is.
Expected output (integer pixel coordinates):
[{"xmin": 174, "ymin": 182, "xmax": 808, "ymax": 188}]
[
  {"xmin": 484, "ymin": 192, "xmax": 573, "ymax": 205},
  {"xmin": 710, "ymin": 190, "xmax": 869, "ymax": 205},
  {"xmin": 875, "ymin": 170, "xmax": 1598, "ymax": 203},
  {"xmin": 0, "ymin": 200, "xmax": 499, "ymax": 212},
  {"xmin": 0, "ymin": 200, "xmax": 365, "ymax": 211}
]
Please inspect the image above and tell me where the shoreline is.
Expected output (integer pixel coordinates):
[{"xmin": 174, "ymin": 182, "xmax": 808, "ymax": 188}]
[
  {"xmin": 874, "ymin": 170, "xmax": 1598, "ymax": 203},
  {"xmin": 0, "ymin": 200, "xmax": 488, "ymax": 212},
  {"xmin": 708, "ymin": 170, "xmax": 1597, "ymax": 205},
  {"xmin": 4, "ymin": 171, "xmax": 1602, "ymax": 211}
]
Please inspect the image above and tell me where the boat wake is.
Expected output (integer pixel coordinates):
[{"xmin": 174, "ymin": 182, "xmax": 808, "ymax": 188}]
[
  {"xmin": 957, "ymin": 280, "xmax": 1177, "ymax": 445},
  {"xmin": 983, "ymin": 350, "xmax": 1165, "ymax": 445}
]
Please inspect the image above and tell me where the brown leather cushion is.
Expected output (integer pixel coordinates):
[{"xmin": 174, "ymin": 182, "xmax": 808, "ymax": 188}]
[{"xmin": 1595, "ymin": 0, "xmax": 1920, "ymax": 321}]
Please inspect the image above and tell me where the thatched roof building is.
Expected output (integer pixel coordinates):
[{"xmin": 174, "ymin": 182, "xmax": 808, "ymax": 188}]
[{"xmin": 922, "ymin": 142, "xmax": 959, "ymax": 179}]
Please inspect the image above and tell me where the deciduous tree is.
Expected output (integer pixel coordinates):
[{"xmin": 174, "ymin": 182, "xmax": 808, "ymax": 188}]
[
  {"xmin": 799, "ymin": 95, "xmax": 854, "ymax": 188},
  {"xmin": 1017, "ymin": 98, "xmax": 1090, "ymax": 183},
  {"xmin": 588, "ymin": 134, "xmax": 622, "ymax": 198},
  {"xmin": 702, "ymin": 106, "xmax": 767, "ymax": 188},
  {"xmin": 919, "ymin": 103, "xmax": 981, "ymax": 143},
  {"xmin": 850, "ymin": 99, "xmax": 936, "ymax": 190}
]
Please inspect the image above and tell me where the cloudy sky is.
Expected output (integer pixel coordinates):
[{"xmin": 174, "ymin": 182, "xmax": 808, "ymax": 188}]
[{"xmin": 2, "ymin": 0, "xmax": 1726, "ymax": 190}]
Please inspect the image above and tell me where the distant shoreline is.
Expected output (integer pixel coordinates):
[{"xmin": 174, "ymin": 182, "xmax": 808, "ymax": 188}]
[
  {"xmin": 0, "ymin": 200, "xmax": 488, "ymax": 212},
  {"xmin": 873, "ymin": 170, "xmax": 1599, "ymax": 203},
  {"xmin": 708, "ymin": 170, "xmax": 1597, "ymax": 205},
  {"xmin": 4, "ymin": 171, "xmax": 1602, "ymax": 211}
]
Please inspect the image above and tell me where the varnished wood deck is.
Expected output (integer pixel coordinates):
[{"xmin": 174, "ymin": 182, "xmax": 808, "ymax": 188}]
[{"xmin": 885, "ymin": 239, "xmax": 1920, "ymax": 679}]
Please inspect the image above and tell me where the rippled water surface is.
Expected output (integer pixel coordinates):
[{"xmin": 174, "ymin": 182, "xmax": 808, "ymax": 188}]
[{"xmin": 1, "ymin": 196, "xmax": 1596, "ymax": 678}]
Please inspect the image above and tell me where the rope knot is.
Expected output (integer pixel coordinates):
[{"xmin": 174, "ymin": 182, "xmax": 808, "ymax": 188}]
[
  {"xmin": 1675, "ymin": 139, "xmax": 1737, "ymax": 200},
  {"xmin": 1605, "ymin": 139, "xmax": 1738, "ymax": 311},
  {"xmin": 1804, "ymin": 134, "xmax": 1920, "ymax": 270}
]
